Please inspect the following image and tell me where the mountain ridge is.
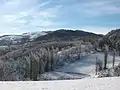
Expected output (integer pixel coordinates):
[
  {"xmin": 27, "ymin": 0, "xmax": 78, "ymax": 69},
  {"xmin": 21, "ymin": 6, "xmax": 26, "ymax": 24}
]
[{"xmin": 35, "ymin": 29, "xmax": 103, "ymax": 41}]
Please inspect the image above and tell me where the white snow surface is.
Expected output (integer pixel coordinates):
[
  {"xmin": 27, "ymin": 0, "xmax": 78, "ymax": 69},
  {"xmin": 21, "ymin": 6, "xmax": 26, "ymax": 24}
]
[
  {"xmin": 57, "ymin": 53, "xmax": 120, "ymax": 74},
  {"xmin": 23, "ymin": 31, "xmax": 47, "ymax": 40},
  {"xmin": 41, "ymin": 53, "xmax": 120, "ymax": 80},
  {"xmin": 0, "ymin": 31, "xmax": 48, "ymax": 42},
  {"xmin": 0, "ymin": 77, "xmax": 120, "ymax": 90},
  {"xmin": 0, "ymin": 35, "xmax": 24, "ymax": 41}
]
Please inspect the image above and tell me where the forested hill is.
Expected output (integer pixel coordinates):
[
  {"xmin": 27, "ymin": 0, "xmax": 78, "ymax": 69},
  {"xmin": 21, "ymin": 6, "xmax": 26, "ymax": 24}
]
[
  {"xmin": 99, "ymin": 29, "xmax": 120, "ymax": 49},
  {"xmin": 35, "ymin": 29, "xmax": 103, "ymax": 42}
]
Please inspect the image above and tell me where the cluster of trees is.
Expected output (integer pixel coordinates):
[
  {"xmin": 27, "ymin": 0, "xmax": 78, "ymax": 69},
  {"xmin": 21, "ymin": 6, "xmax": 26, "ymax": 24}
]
[
  {"xmin": 93, "ymin": 29, "xmax": 120, "ymax": 76},
  {"xmin": 99, "ymin": 29, "xmax": 120, "ymax": 56},
  {"xmin": 96, "ymin": 44, "xmax": 116, "ymax": 75},
  {"xmin": 23, "ymin": 43, "xmax": 92, "ymax": 81},
  {"xmin": 0, "ymin": 40, "xmax": 94, "ymax": 81}
]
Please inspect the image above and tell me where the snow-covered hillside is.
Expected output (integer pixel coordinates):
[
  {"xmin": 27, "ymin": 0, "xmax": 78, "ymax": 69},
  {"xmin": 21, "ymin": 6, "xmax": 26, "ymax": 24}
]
[
  {"xmin": 40, "ymin": 53, "xmax": 120, "ymax": 80},
  {"xmin": 0, "ymin": 31, "xmax": 48, "ymax": 45},
  {"xmin": 0, "ymin": 35, "xmax": 28, "ymax": 45},
  {"xmin": 23, "ymin": 31, "xmax": 48, "ymax": 40},
  {"xmin": 1, "ymin": 77, "xmax": 120, "ymax": 90},
  {"xmin": 0, "ymin": 35, "xmax": 25, "ymax": 41}
]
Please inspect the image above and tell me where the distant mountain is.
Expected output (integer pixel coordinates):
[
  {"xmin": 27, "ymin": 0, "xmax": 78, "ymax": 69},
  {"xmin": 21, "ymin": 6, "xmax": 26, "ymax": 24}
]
[
  {"xmin": 0, "ymin": 30, "xmax": 103, "ymax": 46},
  {"xmin": 23, "ymin": 31, "xmax": 48, "ymax": 41},
  {"xmin": 0, "ymin": 31, "xmax": 49, "ymax": 45},
  {"xmin": 35, "ymin": 29, "xmax": 103, "ymax": 42},
  {"xmin": 0, "ymin": 35, "xmax": 29, "ymax": 45}
]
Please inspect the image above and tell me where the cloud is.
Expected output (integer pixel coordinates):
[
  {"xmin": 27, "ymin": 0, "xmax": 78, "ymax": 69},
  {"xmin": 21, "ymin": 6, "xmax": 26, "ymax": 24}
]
[
  {"xmin": 80, "ymin": 0, "xmax": 120, "ymax": 16},
  {"xmin": 58, "ymin": 0, "xmax": 120, "ymax": 18},
  {"xmin": 0, "ymin": 0, "xmax": 119, "ymax": 35},
  {"xmin": 0, "ymin": 0, "xmax": 61, "ymax": 35}
]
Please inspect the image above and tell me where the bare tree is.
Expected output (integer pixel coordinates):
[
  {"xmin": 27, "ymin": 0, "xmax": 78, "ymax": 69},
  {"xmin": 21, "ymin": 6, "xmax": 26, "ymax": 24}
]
[
  {"xmin": 104, "ymin": 44, "xmax": 108, "ymax": 70},
  {"xmin": 113, "ymin": 49, "xmax": 116, "ymax": 69},
  {"xmin": 96, "ymin": 57, "xmax": 103, "ymax": 75}
]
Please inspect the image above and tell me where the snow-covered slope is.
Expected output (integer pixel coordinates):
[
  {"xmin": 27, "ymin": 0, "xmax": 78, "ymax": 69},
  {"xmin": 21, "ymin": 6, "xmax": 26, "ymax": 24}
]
[
  {"xmin": 0, "ymin": 31, "xmax": 48, "ymax": 45},
  {"xmin": 0, "ymin": 35, "xmax": 25, "ymax": 41},
  {"xmin": 56, "ymin": 53, "xmax": 120, "ymax": 74},
  {"xmin": 0, "ymin": 35, "xmax": 28, "ymax": 45},
  {"xmin": 40, "ymin": 53, "xmax": 120, "ymax": 80},
  {"xmin": 23, "ymin": 31, "xmax": 48, "ymax": 40},
  {"xmin": 1, "ymin": 77, "xmax": 120, "ymax": 90}
]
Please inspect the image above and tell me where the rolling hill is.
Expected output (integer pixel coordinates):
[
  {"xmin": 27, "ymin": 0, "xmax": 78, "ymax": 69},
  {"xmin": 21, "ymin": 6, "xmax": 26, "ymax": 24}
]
[{"xmin": 36, "ymin": 29, "xmax": 103, "ymax": 42}]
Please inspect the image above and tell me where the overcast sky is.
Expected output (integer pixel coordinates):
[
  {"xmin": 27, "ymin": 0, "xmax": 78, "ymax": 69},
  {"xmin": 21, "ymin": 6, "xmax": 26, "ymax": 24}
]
[{"xmin": 0, "ymin": 0, "xmax": 120, "ymax": 35}]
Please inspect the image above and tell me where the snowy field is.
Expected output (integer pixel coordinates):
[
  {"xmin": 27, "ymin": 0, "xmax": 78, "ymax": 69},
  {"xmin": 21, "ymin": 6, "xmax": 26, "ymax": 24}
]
[
  {"xmin": 0, "ymin": 77, "xmax": 120, "ymax": 90},
  {"xmin": 40, "ymin": 53, "xmax": 120, "ymax": 80}
]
